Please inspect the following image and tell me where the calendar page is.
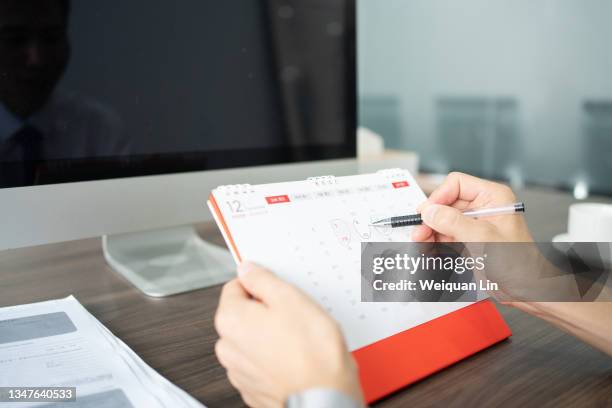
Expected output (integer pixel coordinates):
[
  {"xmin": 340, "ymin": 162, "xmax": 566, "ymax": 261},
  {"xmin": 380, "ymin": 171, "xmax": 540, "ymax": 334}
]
[{"xmin": 208, "ymin": 169, "xmax": 472, "ymax": 351}]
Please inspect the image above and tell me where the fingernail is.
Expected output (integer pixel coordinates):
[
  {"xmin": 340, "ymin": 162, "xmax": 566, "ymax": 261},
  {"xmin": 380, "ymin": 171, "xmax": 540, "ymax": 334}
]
[
  {"xmin": 422, "ymin": 205, "xmax": 439, "ymax": 223},
  {"xmin": 237, "ymin": 261, "xmax": 254, "ymax": 277}
]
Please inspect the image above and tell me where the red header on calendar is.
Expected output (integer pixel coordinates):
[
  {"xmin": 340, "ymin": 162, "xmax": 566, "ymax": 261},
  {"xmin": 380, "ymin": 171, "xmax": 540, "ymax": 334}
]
[{"xmin": 265, "ymin": 195, "xmax": 291, "ymax": 204}]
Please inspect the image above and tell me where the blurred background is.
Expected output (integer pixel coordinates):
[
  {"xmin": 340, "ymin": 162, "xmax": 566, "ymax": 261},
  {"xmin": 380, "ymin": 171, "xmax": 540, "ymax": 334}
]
[{"xmin": 358, "ymin": 0, "xmax": 612, "ymax": 197}]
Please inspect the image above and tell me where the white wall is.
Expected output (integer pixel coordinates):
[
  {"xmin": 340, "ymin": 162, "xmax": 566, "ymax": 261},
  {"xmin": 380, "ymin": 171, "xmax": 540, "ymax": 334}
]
[{"xmin": 358, "ymin": 0, "xmax": 612, "ymax": 189}]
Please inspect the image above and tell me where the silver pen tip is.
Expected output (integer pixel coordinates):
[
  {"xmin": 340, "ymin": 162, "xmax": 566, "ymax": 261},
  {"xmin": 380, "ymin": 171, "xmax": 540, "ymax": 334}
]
[{"xmin": 371, "ymin": 219, "xmax": 389, "ymax": 225}]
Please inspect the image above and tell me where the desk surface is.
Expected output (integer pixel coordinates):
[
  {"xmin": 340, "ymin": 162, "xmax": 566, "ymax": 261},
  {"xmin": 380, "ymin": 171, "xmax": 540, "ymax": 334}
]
[{"xmin": 1, "ymin": 185, "xmax": 611, "ymax": 407}]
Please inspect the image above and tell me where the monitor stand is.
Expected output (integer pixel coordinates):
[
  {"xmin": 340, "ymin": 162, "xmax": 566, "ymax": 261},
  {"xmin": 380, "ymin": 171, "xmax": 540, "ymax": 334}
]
[{"xmin": 102, "ymin": 225, "xmax": 235, "ymax": 297}]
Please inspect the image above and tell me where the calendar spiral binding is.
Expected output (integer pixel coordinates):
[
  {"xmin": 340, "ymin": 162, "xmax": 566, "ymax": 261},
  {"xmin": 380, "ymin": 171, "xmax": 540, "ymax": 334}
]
[
  {"xmin": 216, "ymin": 184, "xmax": 255, "ymax": 195},
  {"xmin": 307, "ymin": 175, "xmax": 338, "ymax": 186},
  {"xmin": 215, "ymin": 169, "xmax": 409, "ymax": 194},
  {"xmin": 376, "ymin": 168, "xmax": 409, "ymax": 179}
]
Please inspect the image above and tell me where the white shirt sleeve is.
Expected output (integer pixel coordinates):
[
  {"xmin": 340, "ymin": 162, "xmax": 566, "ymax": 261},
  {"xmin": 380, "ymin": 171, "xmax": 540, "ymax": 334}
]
[{"xmin": 285, "ymin": 388, "xmax": 365, "ymax": 408}]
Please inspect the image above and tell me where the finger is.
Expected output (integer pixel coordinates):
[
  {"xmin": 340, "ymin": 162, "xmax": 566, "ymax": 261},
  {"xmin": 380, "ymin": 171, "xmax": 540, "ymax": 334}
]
[
  {"xmin": 424, "ymin": 234, "xmax": 436, "ymax": 243},
  {"xmin": 238, "ymin": 391, "xmax": 259, "ymax": 408},
  {"xmin": 234, "ymin": 382, "xmax": 280, "ymax": 408},
  {"xmin": 419, "ymin": 199, "xmax": 471, "ymax": 216},
  {"xmin": 411, "ymin": 225, "xmax": 433, "ymax": 242},
  {"xmin": 238, "ymin": 262, "xmax": 296, "ymax": 306},
  {"xmin": 241, "ymin": 392, "xmax": 279, "ymax": 408},
  {"xmin": 416, "ymin": 200, "xmax": 427, "ymax": 213},
  {"xmin": 226, "ymin": 371, "xmax": 260, "ymax": 407},
  {"xmin": 217, "ymin": 341, "xmax": 278, "ymax": 405},
  {"xmin": 215, "ymin": 280, "xmax": 265, "ymax": 337},
  {"xmin": 427, "ymin": 172, "xmax": 494, "ymax": 206},
  {"xmin": 226, "ymin": 370, "xmax": 243, "ymax": 390},
  {"xmin": 449, "ymin": 199, "xmax": 473, "ymax": 210},
  {"xmin": 218, "ymin": 279, "xmax": 250, "ymax": 308},
  {"xmin": 215, "ymin": 338, "xmax": 246, "ymax": 370},
  {"xmin": 415, "ymin": 199, "xmax": 469, "ymax": 241},
  {"xmin": 422, "ymin": 204, "xmax": 493, "ymax": 242},
  {"xmin": 437, "ymin": 233, "xmax": 457, "ymax": 243},
  {"xmin": 239, "ymin": 390, "xmax": 268, "ymax": 408},
  {"xmin": 216, "ymin": 338, "xmax": 269, "ymax": 381},
  {"xmin": 225, "ymin": 364, "xmax": 280, "ymax": 407},
  {"xmin": 215, "ymin": 280, "xmax": 249, "ymax": 334}
]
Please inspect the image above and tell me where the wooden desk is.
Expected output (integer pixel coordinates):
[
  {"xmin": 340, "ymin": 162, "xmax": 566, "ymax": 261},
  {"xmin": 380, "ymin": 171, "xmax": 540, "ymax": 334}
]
[{"xmin": 1, "ymin": 186, "xmax": 611, "ymax": 407}]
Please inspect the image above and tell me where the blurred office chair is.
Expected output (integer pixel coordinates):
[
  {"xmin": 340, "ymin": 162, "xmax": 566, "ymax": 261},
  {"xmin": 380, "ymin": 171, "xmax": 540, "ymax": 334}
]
[
  {"xmin": 583, "ymin": 101, "xmax": 612, "ymax": 194},
  {"xmin": 436, "ymin": 97, "xmax": 521, "ymax": 182}
]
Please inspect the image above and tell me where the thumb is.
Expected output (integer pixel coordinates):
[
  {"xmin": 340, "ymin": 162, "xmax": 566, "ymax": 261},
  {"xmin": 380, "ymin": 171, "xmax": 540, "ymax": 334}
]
[
  {"xmin": 421, "ymin": 204, "xmax": 492, "ymax": 241},
  {"xmin": 237, "ymin": 262, "xmax": 292, "ymax": 305}
]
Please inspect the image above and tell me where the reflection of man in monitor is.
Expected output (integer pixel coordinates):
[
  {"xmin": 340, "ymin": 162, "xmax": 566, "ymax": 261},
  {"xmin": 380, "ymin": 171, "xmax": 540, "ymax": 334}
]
[{"xmin": 0, "ymin": 0, "xmax": 126, "ymax": 185}]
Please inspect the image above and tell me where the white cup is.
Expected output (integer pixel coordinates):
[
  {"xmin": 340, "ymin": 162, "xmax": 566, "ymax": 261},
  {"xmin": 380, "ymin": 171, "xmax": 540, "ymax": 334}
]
[{"xmin": 567, "ymin": 203, "xmax": 612, "ymax": 242}]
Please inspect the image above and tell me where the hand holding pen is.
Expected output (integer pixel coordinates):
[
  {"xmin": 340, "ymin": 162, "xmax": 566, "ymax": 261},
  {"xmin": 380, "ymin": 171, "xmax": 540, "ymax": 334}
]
[
  {"xmin": 409, "ymin": 173, "xmax": 534, "ymax": 243},
  {"xmin": 372, "ymin": 202, "xmax": 525, "ymax": 228}
]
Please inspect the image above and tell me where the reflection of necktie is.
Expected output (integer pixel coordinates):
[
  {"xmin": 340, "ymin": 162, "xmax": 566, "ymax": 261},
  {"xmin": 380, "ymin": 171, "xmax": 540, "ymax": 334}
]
[{"xmin": 13, "ymin": 125, "xmax": 44, "ymax": 185}]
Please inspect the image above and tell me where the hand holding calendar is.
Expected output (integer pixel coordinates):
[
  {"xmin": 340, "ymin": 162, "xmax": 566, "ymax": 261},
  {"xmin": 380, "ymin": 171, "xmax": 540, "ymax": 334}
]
[{"xmin": 215, "ymin": 263, "xmax": 364, "ymax": 407}]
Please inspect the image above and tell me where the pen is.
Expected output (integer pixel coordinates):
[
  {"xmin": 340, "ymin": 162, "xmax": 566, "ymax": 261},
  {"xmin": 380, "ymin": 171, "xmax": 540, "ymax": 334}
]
[{"xmin": 371, "ymin": 202, "xmax": 526, "ymax": 228}]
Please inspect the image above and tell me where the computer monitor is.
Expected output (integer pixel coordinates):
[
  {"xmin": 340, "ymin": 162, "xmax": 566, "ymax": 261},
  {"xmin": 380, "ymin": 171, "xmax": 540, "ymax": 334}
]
[{"xmin": 0, "ymin": 0, "xmax": 357, "ymax": 296}]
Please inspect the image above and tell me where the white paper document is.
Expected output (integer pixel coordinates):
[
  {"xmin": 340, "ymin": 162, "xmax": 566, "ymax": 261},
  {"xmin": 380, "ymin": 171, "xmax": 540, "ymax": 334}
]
[{"xmin": 0, "ymin": 296, "xmax": 206, "ymax": 408}]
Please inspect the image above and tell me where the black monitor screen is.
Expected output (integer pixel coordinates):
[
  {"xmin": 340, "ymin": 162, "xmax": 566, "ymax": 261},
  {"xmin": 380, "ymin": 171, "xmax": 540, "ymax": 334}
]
[{"xmin": 0, "ymin": 0, "xmax": 356, "ymax": 187}]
